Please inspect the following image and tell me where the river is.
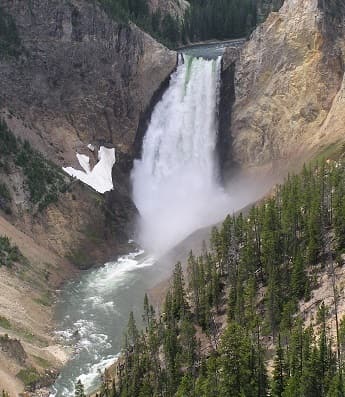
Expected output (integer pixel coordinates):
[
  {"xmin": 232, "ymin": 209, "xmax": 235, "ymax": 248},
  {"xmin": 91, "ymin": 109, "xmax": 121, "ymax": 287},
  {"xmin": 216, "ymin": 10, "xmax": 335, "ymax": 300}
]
[
  {"xmin": 50, "ymin": 251, "xmax": 174, "ymax": 396},
  {"xmin": 50, "ymin": 40, "xmax": 243, "ymax": 396}
]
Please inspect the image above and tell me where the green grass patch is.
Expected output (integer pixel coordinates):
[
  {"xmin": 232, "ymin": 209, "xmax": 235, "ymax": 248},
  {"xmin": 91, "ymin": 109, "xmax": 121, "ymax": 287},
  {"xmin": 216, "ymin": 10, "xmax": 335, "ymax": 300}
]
[
  {"xmin": 0, "ymin": 315, "xmax": 11, "ymax": 329},
  {"xmin": 17, "ymin": 367, "xmax": 40, "ymax": 387}
]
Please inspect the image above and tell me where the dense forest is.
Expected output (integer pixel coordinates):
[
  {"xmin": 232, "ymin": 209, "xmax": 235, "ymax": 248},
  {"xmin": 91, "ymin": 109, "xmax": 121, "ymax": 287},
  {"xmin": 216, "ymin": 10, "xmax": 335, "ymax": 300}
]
[
  {"xmin": 86, "ymin": 148, "xmax": 345, "ymax": 397},
  {"xmin": 97, "ymin": 0, "xmax": 284, "ymax": 48},
  {"xmin": 182, "ymin": 0, "xmax": 280, "ymax": 42}
]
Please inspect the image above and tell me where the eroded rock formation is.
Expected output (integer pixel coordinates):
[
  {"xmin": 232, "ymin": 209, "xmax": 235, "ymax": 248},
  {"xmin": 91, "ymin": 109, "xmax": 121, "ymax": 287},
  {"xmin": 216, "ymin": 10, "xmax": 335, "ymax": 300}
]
[
  {"xmin": 231, "ymin": 0, "xmax": 345, "ymax": 173},
  {"xmin": 0, "ymin": 0, "xmax": 176, "ymax": 169}
]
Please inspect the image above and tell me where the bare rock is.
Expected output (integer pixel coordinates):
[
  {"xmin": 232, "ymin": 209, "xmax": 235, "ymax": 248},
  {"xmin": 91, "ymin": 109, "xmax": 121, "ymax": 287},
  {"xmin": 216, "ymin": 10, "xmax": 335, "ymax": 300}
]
[
  {"xmin": 0, "ymin": 0, "xmax": 176, "ymax": 169},
  {"xmin": 231, "ymin": 0, "xmax": 345, "ymax": 173},
  {"xmin": 0, "ymin": 334, "xmax": 27, "ymax": 365}
]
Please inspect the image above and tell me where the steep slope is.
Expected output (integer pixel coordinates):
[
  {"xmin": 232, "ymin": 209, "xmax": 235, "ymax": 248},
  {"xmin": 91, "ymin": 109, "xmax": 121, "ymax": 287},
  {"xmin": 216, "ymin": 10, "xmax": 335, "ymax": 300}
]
[
  {"xmin": 0, "ymin": 1, "xmax": 176, "ymax": 394},
  {"xmin": 231, "ymin": 0, "xmax": 345, "ymax": 174},
  {"xmin": 0, "ymin": 0, "xmax": 176, "ymax": 171},
  {"xmin": 100, "ymin": 153, "xmax": 345, "ymax": 397}
]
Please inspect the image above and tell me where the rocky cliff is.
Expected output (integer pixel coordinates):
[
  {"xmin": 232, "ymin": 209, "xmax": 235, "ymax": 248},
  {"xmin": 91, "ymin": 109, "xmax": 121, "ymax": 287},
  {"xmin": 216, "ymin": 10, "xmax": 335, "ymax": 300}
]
[
  {"xmin": 0, "ymin": 1, "xmax": 176, "ymax": 394},
  {"xmin": 230, "ymin": 0, "xmax": 345, "ymax": 174},
  {"xmin": 0, "ymin": 0, "xmax": 177, "ymax": 266},
  {"xmin": 1, "ymin": 0, "xmax": 176, "ymax": 170}
]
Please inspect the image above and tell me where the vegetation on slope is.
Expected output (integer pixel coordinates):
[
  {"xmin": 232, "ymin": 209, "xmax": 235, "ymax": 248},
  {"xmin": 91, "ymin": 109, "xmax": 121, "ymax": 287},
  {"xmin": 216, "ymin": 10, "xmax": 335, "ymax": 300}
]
[
  {"xmin": 97, "ymin": 0, "xmax": 284, "ymax": 48},
  {"xmin": 98, "ymin": 0, "xmax": 182, "ymax": 48},
  {"xmin": 0, "ymin": 119, "xmax": 68, "ymax": 212},
  {"xmin": 92, "ymin": 153, "xmax": 345, "ymax": 397},
  {"xmin": 183, "ymin": 0, "xmax": 279, "ymax": 42},
  {"xmin": 0, "ymin": 235, "xmax": 27, "ymax": 268}
]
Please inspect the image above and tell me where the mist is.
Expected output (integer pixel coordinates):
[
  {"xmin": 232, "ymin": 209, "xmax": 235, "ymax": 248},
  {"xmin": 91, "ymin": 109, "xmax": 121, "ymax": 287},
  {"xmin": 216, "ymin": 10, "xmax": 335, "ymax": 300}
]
[{"xmin": 131, "ymin": 55, "xmax": 272, "ymax": 256}]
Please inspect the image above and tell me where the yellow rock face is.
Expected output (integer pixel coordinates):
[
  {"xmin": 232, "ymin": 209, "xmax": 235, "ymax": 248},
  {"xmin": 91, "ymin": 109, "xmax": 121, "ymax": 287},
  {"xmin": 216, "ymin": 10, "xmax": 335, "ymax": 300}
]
[{"xmin": 232, "ymin": 0, "xmax": 345, "ymax": 174}]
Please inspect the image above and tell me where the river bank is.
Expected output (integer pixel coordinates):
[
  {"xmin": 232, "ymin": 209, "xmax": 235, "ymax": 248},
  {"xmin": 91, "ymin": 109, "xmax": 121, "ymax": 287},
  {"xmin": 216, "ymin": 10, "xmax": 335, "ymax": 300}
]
[{"xmin": 0, "ymin": 217, "xmax": 76, "ymax": 396}]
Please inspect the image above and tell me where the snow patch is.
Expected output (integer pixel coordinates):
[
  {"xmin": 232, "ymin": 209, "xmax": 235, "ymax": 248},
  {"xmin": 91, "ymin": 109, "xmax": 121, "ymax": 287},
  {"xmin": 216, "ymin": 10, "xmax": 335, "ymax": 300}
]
[{"xmin": 63, "ymin": 146, "xmax": 115, "ymax": 194}]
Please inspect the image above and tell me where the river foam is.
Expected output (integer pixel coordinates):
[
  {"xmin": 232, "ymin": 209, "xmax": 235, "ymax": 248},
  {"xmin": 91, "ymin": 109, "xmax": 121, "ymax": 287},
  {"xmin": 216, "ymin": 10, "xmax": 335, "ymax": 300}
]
[{"xmin": 50, "ymin": 250, "xmax": 155, "ymax": 396}]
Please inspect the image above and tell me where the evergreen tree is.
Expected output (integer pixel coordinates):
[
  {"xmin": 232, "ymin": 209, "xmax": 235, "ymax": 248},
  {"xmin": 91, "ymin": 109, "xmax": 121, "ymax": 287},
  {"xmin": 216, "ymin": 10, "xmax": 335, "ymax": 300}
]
[
  {"xmin": 75, "ymin": 380, "xmax": 86, "ymax": 397},
  {"xmin": 272, "ymin": 335, "xmax": 287, "ymax": 397}
]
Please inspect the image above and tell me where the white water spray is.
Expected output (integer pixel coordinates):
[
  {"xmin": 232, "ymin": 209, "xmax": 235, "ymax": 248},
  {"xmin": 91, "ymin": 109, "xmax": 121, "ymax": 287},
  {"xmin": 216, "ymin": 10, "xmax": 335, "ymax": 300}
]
[{"xmin": 131, "ymin": 55, "xmax": 230, "ymax": 254}]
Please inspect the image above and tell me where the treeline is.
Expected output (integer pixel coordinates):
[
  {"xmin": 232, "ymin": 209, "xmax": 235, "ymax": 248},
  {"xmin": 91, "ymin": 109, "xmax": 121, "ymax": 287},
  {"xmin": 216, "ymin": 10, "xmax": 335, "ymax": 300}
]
[
  {"xmin": 88, "ymin": 152, "xmax": 345, "ymax": 396},
  {"xmin": 182, "ymin": 0, "xmax": 285, "ymax": 43},
  {"xmin": 183, "ymin": 0, "xmax": 258, "ymax": 42},
  {"xmin": 97, "ymin": 0, "xmax": 284, "ymax": 48}
]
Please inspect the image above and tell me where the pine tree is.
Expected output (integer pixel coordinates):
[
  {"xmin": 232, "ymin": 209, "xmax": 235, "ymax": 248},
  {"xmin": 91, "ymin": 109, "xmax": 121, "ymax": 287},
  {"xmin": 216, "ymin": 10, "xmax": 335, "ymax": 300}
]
[
  {"xmin": 172, "ymin": 262, "xmax": 187, "ymax": 319},
  {"xmin": 291, "ymin": 252, "xmax": 307, "ymax": 300},
  {"xmin": 75, "ymin": 380, "xmax": 86, "ymax": 397},
  {"xmin": 272, "ymin": 335, "xmax": 287, "ymax": 397},
  {"xmin": 219, "ymin": 322, "xmax": 255, "ymax": 397}
]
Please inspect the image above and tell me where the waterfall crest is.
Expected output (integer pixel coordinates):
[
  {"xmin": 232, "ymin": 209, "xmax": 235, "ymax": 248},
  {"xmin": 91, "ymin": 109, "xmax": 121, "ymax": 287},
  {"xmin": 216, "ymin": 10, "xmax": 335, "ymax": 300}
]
[{"xmin": 131, "ymin": 55, "xmax": 230, "ymax": 254}]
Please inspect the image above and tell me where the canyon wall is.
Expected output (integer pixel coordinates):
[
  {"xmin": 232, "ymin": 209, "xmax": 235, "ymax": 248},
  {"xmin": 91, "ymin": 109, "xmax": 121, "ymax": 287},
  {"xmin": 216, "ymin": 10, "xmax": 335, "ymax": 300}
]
[
  {"xmin": 1, "ymin": 0, "xmax": 176, "ymax": 170},
  {"xmin": 230, "ymin": 0, "xmax": 345, "ymax": 174},
  {"xmin": 0, "ymin": 0, "xmax": 177, "ymax": 265},
  {"xmin": 0, "ymin": 1, "xmax": 176, "ymax": 393}
]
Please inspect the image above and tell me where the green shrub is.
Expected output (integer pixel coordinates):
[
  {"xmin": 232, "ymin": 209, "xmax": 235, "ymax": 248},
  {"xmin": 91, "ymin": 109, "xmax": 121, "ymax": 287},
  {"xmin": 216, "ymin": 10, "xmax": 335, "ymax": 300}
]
[
  {"xmin": 15, "ymin": 140, "xmax": 67, "ymax": 210},
  {"xmin": 0, "ymin": 316, "xmax": 11, "ymax": 329},
  {"xmin": 0, "ymin": 120, "xmax": 68, "ymax": 212},
  {"xmin": 0, "ymin": 235, "xmax": 27, "ymax": 268},
  {"xmin": 17, "ymin": 367, "xmax": 40, "ymax": 387}
]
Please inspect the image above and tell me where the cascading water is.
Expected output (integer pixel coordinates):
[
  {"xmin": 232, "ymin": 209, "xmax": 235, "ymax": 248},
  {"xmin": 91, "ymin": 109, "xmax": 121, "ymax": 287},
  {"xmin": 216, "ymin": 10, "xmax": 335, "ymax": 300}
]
[
  {"xmin": 51, "ymin": 52, "xmax": 231, "ymax": 397},
  {"xmin": 51, "ymin": 45, "xmax": 270, "ymax": 396},
  {"xmin": 131, "ymin": 55, "xmax": 230, "ymax": 253}
]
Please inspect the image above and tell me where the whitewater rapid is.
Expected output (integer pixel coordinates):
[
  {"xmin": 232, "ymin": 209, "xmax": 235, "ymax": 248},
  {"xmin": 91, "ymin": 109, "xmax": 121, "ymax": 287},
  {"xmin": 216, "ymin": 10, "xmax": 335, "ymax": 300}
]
[
  {"xmin": 131, "ymin": 55, "xmax": 230, "ymax": 253},
  {"xmin": 50, "ymin": 251, "xmax": 159, "ymax": 396}
]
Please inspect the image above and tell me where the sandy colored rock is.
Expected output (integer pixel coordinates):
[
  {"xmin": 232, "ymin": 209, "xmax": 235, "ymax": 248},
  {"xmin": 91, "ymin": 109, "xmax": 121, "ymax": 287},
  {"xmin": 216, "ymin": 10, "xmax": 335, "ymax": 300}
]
[{"xmin": 231, "ymin": 0, "xmax": 345, "ymax": 174}]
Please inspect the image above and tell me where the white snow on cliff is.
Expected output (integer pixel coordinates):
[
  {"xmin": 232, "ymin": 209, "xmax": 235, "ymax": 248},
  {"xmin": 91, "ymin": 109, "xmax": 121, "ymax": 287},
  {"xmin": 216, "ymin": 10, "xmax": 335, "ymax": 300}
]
[{"xmin": 63, "ymin": 146, "xmax": 115, "ymax": 194}]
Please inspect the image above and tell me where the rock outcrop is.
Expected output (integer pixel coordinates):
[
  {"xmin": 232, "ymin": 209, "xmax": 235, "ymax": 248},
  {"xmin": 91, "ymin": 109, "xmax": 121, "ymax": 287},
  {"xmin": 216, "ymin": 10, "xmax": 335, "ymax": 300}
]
[
  {"xmin": 231, "ymin": 0, "xmax": 345, "ymax": 174},
  {"xmin": 0, "ymin": 335, "xmax": 27, "ymax": 365},
  {"xmin": 0, "ymin": 0, "xmax": 176, "ymax": 171}
]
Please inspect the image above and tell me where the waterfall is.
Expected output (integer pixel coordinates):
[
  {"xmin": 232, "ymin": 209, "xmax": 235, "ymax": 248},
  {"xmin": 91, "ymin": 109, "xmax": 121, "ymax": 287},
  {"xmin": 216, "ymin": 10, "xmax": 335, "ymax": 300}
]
[{"xmin": 131, "ymin": 55, "xmax": 230, "ymax": 254}]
